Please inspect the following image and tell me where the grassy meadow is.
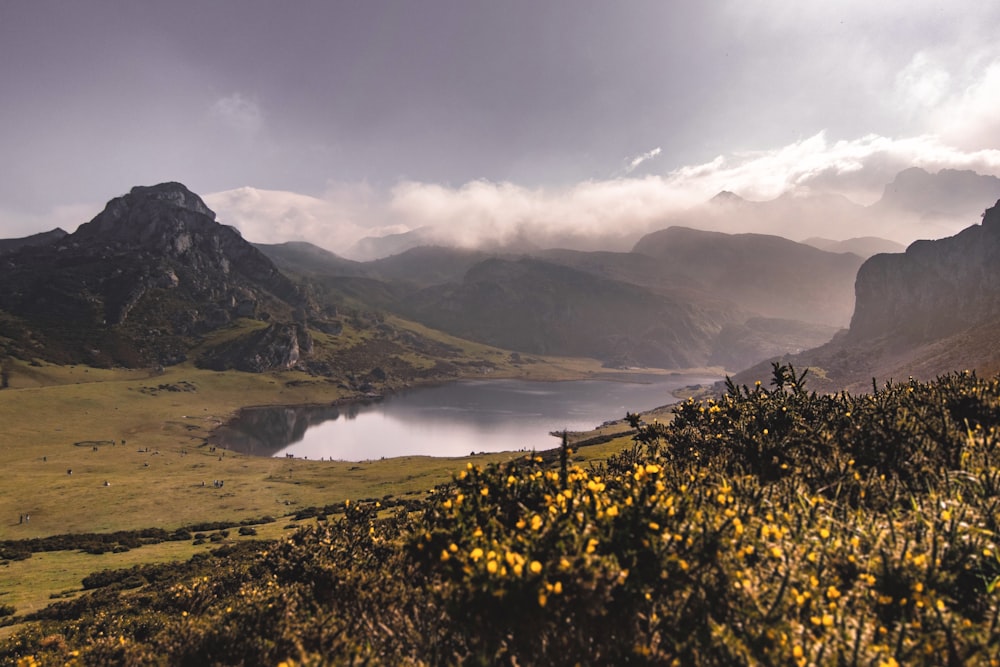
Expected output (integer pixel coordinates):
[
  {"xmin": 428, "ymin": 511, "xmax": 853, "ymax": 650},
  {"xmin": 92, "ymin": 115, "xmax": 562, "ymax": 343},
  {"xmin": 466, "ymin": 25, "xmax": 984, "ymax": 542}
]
[
  {"xmin": 2, "ymin": 365, "xmax": 999, "ymax": 664},
  {"xmin": 0, "ymin": 320, "xmax": 669, "ymax": 634},
  {"xmin": 0, "ymin": 317, "xmax": 663, "ymax": 540}
]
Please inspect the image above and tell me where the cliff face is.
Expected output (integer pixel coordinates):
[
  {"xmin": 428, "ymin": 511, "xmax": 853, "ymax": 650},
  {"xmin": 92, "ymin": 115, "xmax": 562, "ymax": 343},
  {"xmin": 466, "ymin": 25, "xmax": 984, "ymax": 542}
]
[
  {"xmin": 731, "ymin": 200, "xmax": 1000, "ymax": 392},
  {"xmin": 849, "ymin": 200, "xmax": 1000, "ymax": 345}
]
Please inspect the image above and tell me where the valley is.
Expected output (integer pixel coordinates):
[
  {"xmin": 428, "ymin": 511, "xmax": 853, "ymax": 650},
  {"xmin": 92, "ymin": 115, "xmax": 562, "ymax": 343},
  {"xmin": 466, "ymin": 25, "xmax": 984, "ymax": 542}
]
[{"xmin": 3, "ymin": 176, "xmax": 1000, "ymax": 662}]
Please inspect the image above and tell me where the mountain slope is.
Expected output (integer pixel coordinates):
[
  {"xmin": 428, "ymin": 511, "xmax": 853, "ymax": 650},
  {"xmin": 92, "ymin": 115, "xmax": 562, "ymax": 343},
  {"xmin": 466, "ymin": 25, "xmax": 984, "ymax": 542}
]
[
  {"xmin": 0, "ymin": 228, "xmax": 68, "ymax": 255},
  {"xmin": 732, "ymin": 199, "xmax": 1000, "ymax": 391},
  {"xmin": 632, "ymin": 226, "xmax": 864, "ymax": 327},
  {"xmin": 0, "ymin": 183, "xmax": 313, "ymax": 367},
  {"xmin": 801, "ymin": 236, "xmax": 905, "ymax": 257},
  {"xmin": 399, "ymin": 257, "xmax": 743, "ymax": 369}
]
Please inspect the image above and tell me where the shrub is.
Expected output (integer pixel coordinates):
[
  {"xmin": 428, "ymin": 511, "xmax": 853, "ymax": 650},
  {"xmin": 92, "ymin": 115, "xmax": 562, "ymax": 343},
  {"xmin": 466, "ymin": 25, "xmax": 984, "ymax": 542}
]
[{"xmin": 5, "ymin": 366, "xmax": 1000, "ymax": 665}]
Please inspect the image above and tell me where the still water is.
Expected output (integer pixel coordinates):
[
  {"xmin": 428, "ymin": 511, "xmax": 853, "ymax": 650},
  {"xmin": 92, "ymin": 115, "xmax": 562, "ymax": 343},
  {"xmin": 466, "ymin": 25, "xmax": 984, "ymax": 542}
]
[{"xmin": 213, "ymin": 374, "xmax": 717, "ymax": 461}]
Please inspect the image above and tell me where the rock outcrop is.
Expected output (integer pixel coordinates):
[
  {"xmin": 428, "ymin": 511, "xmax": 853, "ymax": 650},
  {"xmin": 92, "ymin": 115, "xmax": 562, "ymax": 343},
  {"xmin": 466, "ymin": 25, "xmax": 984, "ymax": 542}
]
[
  {"xmin": 731, "ymin": 200, "xmax": 1000, "ymax": 391},
  {"xmin": 849, "ymin": 200, "xmax": 1000, "ymax": 345},
  {"xmin": 198, "ymin": 323, "xmax": 314, "ymax": 372},
  {"xmin": 0, "ymin": 182, "xmax": 316, "ymax": 369}
]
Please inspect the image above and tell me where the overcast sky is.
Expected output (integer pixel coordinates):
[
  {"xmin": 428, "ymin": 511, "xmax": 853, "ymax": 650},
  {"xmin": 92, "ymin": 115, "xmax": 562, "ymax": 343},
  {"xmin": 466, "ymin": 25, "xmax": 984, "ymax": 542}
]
[{"xmin": 3, "ymin": 1, "xmax": 1000, "ymax": 251}]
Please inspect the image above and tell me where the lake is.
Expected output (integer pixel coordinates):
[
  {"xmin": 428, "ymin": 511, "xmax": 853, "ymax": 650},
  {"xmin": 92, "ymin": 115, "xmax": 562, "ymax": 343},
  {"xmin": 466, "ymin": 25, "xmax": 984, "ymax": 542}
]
[{"xmin": 212, "ymin": 374, "xmax": 717, "ymax": 460}]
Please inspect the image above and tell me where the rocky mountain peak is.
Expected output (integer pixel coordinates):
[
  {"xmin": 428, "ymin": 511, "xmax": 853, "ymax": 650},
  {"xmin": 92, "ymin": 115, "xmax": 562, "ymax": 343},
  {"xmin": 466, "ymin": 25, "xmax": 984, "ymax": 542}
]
[
  {"xmin": 72, "ymin": 181, "xmax": 220, "ymax": 250},
  {"xmin": 126, "ymin": 182, "xmax": 216, "ymax": 218},
  {"xmin": 0, "ymin": 182, "xmax": 314, "ymax": 369}
]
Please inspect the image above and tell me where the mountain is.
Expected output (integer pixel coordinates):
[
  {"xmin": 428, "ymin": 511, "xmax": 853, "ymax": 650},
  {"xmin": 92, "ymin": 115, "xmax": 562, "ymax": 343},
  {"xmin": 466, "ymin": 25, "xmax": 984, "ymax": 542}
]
[
  {"xmin": 347, "ymin": 227, "xmax": 435, "ymax": 261},
  {"xmin": 398, "ymin": 257, "xmax": 743, "ymax": 369},
  {"xmin": 870, "ymin": 167, "xmax": 1000, "ymax": 219},
  {"xmin": 253, "ymin": 241, "xmax": 366, "ymax": 278},
  {"xmin": 0, "ymin": 228, "xmax": 68, "ymax": 255},
  {"xmin": 732, "ymin": 199, "xmax": 1000, "ymax": 391},
  {"xmin": 801, "ymin": 236, "xmax": 905, "ymax": 258},
  {"xmin": 631, "ymin": 226, "xmax": 864, "ymax": 327},
  {"xmin": 0, "ymin": 183, "xmax": 314, "ymax": 368},
  {"xmin": 255, "ymin": 230, "xmax": 858, "ymax": 371},
  {"xmin": 366, "ymin": 246, "xmax": 494, "ymax": 287},
  {"xmin": 848, "ymin": 201, "xmax": 1000, "ymax": 344}
]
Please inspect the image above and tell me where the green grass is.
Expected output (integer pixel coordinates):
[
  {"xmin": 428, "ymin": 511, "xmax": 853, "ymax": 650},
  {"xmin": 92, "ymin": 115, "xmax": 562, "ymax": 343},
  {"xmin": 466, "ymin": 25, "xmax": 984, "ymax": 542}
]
[
  {"xmin": 0, "ymin": 519, "xmax": 306, "ymax": 622},
  {"xmin": 0, "ymin": 328, "xmax": 691, "ymax": 633},
  {"xmin": 0, "ymin": 346, "xmax": 662, "ymax": 541},
  {"xmin": 4, "ymin": 366, "xmax": 1000, "ymax": 665}
]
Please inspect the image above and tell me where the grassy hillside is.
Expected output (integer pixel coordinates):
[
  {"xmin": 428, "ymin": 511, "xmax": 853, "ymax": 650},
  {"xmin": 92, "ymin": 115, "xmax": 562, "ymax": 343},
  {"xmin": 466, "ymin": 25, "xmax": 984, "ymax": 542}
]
[
  {"xmin": 3, "ymin": 365, "xmax": 998, "ymax": 665},
  {"xmin": 0, "ymin": 316, "xmax": 646, "ymax": 541}
]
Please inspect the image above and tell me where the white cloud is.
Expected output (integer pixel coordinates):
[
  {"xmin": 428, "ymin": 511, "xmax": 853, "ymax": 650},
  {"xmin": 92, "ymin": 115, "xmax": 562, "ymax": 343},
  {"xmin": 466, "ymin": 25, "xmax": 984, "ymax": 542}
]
[
  {"xmin": 624, "ymin": 147, "xmax": 662, "ymax": 174},
  {"xmin": 209, "ymin": 93, "xmax": 263, "ymax": 136},
  {"xmin": 895, "ymin": 52, "xmax": 951, "ymax": 115},
  {"xmin": 205, "ymin": 132, "xmax": 1000, "ymax": 259},
  {"xmin": 204, "ymin": 183, "xmax": 405, "ymax": 255}
]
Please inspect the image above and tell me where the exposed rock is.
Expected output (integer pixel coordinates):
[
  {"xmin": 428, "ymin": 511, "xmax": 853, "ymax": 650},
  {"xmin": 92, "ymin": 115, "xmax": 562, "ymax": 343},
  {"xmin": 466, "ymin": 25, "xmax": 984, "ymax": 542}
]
[
  {"xmin": 732, "ymin": 200, "xmax": 1000, "ymax": 391},
  {"xmin": 849, "ymin": 200, "xmax": 1000, "ymax": 346},
  {"xmin": 197, "ymin": 323, "xmax": 313, "ymax": 373},
  {"xmin": 0, "ymin": 182, "xmax": 318, "ymax": 368}
]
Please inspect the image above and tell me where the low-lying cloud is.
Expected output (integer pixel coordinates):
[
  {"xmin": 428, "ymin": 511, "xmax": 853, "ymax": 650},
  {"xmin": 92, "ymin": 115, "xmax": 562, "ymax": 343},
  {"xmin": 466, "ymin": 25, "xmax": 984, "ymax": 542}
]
[{"xmin": 207, "ymin": 131, "xmax": 1000, "ymax": 259}]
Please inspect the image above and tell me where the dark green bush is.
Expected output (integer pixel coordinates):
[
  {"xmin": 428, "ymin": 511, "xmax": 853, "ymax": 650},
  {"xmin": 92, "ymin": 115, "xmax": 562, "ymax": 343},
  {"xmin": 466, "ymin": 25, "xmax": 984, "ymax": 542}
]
[{"xmin": 5, "ymin": 367, "xmax": 1000, "ymax": 665}]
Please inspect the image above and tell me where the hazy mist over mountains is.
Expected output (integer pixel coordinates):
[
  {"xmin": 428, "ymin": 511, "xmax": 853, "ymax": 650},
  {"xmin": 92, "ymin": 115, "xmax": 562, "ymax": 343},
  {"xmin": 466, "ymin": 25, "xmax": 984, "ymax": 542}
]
[{"xmin": 205, "ymin": 167, "xmax": 1000, "ymax": 261}]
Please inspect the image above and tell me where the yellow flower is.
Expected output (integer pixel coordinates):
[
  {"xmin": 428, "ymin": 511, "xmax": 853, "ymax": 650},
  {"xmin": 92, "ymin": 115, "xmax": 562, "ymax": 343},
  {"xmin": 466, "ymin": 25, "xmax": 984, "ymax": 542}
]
[
  {"xmin": 606, "ymin": 505, "xmax": 619, "ymax": 517},
  {"xmin": 538, "ymin": 592, "xmax": 548, "ymax": 607},
  {"xmin": 530, "ymin": 515, "xmax": 543, "ymax": 531},
  {"xmin": 480, "ymin": 487, "xmax": 489, "ymax": 496},
  {"xmin": 470, "ymin": 547, "xmax": 484, "ymax": 562},
  {"xmin": 819, "ymin": 527, "xmax": 830, "ymax": 539},
  {"xmin": 530, "ymin": 560, "xmax": 543, "ymax": 574},
  {"xmin": 487, "ymin": 560, "xmax": 498, "ymax": 574}
]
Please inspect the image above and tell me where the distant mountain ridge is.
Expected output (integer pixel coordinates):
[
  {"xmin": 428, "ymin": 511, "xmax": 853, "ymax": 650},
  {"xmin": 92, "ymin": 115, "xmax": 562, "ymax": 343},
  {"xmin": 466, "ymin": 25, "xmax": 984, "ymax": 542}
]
[
  {"xmin": 0, "ymin": 228, "xmax": 68, "ymax": 255},
  {"xmin": 631, "ymin": 226, "xmax": 864, "ymax": 327},
  {"xmin": 801, "ymin": 236, "xmax": 905, "ymax": 257},
  {"xmin": 258, "ymin": 226, "xmax": 854, "ymax": 371}
]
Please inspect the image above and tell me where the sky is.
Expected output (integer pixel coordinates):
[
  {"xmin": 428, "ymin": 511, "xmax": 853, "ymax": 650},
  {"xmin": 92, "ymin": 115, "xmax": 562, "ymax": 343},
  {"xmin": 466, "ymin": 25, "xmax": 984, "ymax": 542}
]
[{"xmin": 3, "ymin": 1, "xmax": 1000, "ymax": 255}]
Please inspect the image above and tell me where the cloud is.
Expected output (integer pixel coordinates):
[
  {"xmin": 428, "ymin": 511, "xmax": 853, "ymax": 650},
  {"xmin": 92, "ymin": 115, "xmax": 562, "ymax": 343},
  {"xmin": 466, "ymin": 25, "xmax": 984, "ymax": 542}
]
[
  {"xmin": 206, "ymin": 132, "xmax": 1000, "ymax": 259},
  {"xmin": 209, "ymin": 93, "xmax": 263, "ymax": 136},
  {"xmin": 204, "ymin": 183, "xmax": 406, "ymax": 254},
  {"xmin": 624, "ymin": 147, "xmax": 662, "ymax": 174}
]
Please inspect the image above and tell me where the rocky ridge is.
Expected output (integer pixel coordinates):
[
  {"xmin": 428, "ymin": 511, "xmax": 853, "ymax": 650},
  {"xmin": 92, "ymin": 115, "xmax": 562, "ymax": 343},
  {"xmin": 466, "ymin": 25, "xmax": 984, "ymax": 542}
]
[
  {"xmin": 732, "ymin": 199, "xmax": 1000, "ymax": 391},
  {"xmin": 0, "ymin": 183, "xmax": 315, "ymax": 369}
]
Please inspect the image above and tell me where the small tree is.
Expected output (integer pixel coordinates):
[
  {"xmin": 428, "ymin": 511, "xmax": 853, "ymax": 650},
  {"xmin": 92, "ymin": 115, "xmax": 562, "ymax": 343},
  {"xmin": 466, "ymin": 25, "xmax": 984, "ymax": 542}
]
[{"xmin": 1, "ymin": 357, "xmax": 12, "ymax": 389}]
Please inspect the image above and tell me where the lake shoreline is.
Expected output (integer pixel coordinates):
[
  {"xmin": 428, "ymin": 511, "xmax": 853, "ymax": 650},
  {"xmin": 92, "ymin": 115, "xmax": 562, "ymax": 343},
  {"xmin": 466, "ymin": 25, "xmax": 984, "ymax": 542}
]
[{"xmin": 212, "ymin": 372, "xmax": 723, "ymax": 461}]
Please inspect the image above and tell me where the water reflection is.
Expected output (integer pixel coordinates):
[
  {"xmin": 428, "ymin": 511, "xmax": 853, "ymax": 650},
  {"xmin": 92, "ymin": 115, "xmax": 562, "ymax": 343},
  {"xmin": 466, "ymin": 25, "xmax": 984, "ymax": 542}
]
[{"xmin": 213, "ymin": 375, "xmax": 716, "ymax": 461}]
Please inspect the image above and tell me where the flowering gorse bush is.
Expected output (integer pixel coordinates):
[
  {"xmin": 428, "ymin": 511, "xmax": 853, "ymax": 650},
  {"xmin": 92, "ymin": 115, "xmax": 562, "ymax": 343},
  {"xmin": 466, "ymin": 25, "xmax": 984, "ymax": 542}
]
[{"xmin": 4, "ymin": 365, "xmax": 1000, "ymax": 665}]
